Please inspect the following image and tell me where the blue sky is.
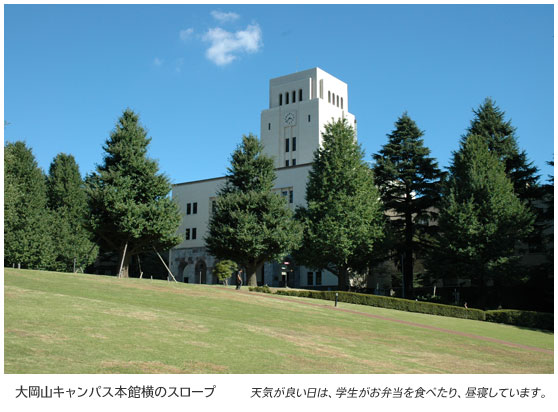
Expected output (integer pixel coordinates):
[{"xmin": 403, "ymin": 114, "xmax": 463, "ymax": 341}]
[{"xmin": 4, "ymin": 4, "xmax": 554, "ymax": 185}]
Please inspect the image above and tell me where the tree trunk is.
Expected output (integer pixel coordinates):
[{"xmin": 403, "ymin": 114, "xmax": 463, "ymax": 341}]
[
  {"xmin": 337, "ymin": 266, "xmax": 350, "ymax": 291},
  {"xmin": 404, "ymin": 193, "xmax": 414, "ymax": 299},
  {"xmin": 118, "ymin": 246, "xmax": 132, "ymax": 278},
  {"xmin": 245, "ymin": 261, "xmax": 262, "ymax": 287}
]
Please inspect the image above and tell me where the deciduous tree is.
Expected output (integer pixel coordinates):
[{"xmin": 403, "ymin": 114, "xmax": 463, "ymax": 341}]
[
  {"xmin": 4, "ymin": 141, "xmax": 55, "ymax": 268},
  {"xmin": 295, "ymin": 119, "xmax": 385, "ymax": 291},
  {"xmin": 205, "ymin": 134, "xmax": 302, "ymax": 286},
  {"xmin": 47, "ymin": 153, "xmax": 98, "ymax": 272}
]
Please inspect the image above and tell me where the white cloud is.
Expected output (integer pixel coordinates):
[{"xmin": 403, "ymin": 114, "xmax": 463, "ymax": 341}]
[
  {"xmin": 179, "ymin": 28, "xmax": 194, "ymax": 42},
  {"xmin": 203, "ymin": 24, "xmax": 262, "ymax": 66},
  {"xmin": 153, "ymin": 57, "xmax": 163, "ymax": 66},
  {"xmin": 211, "ymin": 10, "xmax": 240, "ymax": 23}
]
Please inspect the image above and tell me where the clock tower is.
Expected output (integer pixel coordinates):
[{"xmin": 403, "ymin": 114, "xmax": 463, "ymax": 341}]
[{"xmin": 260, "ymin": 67, "xmax": 356, "ymax": 169}]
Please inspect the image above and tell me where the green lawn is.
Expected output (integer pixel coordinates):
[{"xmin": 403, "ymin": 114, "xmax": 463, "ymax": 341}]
[{"xmin": 4, "ymin": 268, "xmax": 554, "ymax": 373}]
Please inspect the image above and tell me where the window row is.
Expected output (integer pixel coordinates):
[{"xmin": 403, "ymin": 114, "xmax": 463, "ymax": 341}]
[
  {"xmin": 186, "ymin": 202, "xmax": 198, "ymax": 215},
  {"xmin": 327, "ymin": 91, "xmax": 344, "ymax": 109},
  {"xmin": 279, "ymin": 89, "xmax": 304, "ymax": 106},
  {"xmin": 285, "ymin": 159, "xmax": 296, "ymax": 167},
  {"xmin": 307, "ymin": 271, "xmax": 322, "ymax": 286},
  {"xmin": 185, "ymin": 227, "xmax": 197, "ymax": 240},
  {"xmin": 285, "ymin": 137, "xmax": 296, "ymax": 152}
]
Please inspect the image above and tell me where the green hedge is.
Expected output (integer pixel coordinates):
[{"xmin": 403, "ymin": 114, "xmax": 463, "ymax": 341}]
[
  {"xmin": 485, "ymin": 310, "xmax": 554, "ymax": 331},
  {"xmin": 273, "ymin": 289, "xmax": 486, "ymax": 321}
]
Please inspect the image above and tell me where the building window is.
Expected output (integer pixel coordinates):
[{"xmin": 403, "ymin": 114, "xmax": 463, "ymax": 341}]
[
  {"xmin": 308, "ymin": 114, "xmax": 311, "ymax": 122},
  {"xmin": 316, "ymin": 271, "xmax": 322, "ymax": 286},
  {"xmin": 192, "ymin": 228, "xmax": 197, "ymax": 240},
  {"xmin": 292, "ymin": 90, "xmax": 296, "ymax": 102},
  {"xmin": 285, "ymin": 160, "xmax": 289, "ymax": 167},
  {"xmin": 286, "ymin": 92, "xmax": 289, "ymax": 105},
  {"xmin": 332, "ymin": 93, "xmax": 335, "ymax": 105},
  {"xmin": 268, "ymin": 122, "xmax": 271, "ymax": 130},
  {"xmin": 193, "ymin": 202, "xmax": 197, "ymax": 214},
  {"xmin": 211, "ymin": 199, "xmax": 216, "ymax": 215},
  {"xmin": 319, "ymin": 79, "xmax": 323, "ymax": 99},
  {"xmin": 185, "ymin": 228, "xmax": 190, "ymax": 240},
  {"xmin": 279, "ymin": 94, "xmax": 282, "ymax": 106},
  {"xmin": 289, "ymin": 190, "xmax": 293, "ymax": 203},
  {"xmin": 337, "ymin": 95, "xmax": 339, "ymax": 107},
  {"xmin": 307, "ymin": 272, "xmax": 313, "ymax": 285},
  {"xmin": 328, "ymin": 91, "xmax": 331, "ymax": 103},
  {"xmin": 292, "ymin": 159, "xmax": 296, "ymax": 166},
  {"xmin": 282, "ymin": 190, "xmax": 288, "ymax": 198},
  {"xmin": 186, "ymin": 203, "xmax": 191, "ymax": 215},
  {"xmin": 285, "ymin": 138, "xmax": 290, "ymax": 152},
  {"xmin": 299, "ymin": 89, "xmax": 303, "ymax": 101},
  {"xmin": 292, "ymin": 137, "xmax": 296, "ymax": 151},
  {"xmin": 341, "ymin": 97, "xmax": 344, "ymax": 109}
]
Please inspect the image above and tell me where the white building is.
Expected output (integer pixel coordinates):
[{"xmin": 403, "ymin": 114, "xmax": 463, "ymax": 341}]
[{"xmin": 170, "ymin": 68, "xmax": 357, "ymax": 288}]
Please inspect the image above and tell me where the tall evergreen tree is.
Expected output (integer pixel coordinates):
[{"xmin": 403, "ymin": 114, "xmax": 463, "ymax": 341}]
[
  {"xmin": 47, "ymin": 153, "xmax": 98, "ymax": 272},
  {"xmin": 427, "ymin": 135, "xmax": 534, "ymax": 306},
  {"xmin": 373, "ymin": 113, "xmax": 444, "ymax": 298},
  {"xmin": 4, "ymin": 141, "xmax": 55, "ymax": 268},
  {"xmin": 205, "ymin": 134, "xmax": 302, "ymax": 286},
  {"xmin": 464, "ymin": 98, "xmax": 539, "ymax": 199},
  {"xmin": 86, "ymin": 109, "xmax": 181, "ymax": 278},
  {"xmin": 295, "ymin": 119, "xmax": 385, "ymax": 291}
]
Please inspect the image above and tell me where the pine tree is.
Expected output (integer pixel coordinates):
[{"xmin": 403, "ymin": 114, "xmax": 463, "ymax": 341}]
[
  {"xmin": 46, "ymin": 153, "xmax": 98, "ymax": 272},
  {"xmin": 373, "ymin": 113, "xmax": 444, "ymax": 298},
  {"xmin": 428, "ymin": 135, "xmax": 534, "ymax": 306},
  {"xmin": 464, "ymin": 98, "xmax": 539, "ymax": 199},
  {"xmin": 295, "ymin": 118, "xmax": 385, "ymax": 291},
  {"xmin": 205, "ymin": 134, "xmax": 302, "ymax": 286},
  {"xmin": 86, "ymin": 109, "xmax": 181, "ymax": 278},
  {"xmin": 4, "ymin": 141, "xmax": 55, "ymax": 268}
]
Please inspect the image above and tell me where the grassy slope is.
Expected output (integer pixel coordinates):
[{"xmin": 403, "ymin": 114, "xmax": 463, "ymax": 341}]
[{"xmin": 4, "ymin": 268, "xmax": 554, "ymax": 374}]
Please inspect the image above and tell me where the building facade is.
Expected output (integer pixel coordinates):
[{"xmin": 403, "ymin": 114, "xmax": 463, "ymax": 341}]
[{"xmin": 170, "ymin": 68, "xmax": 357, "ymax": 288}]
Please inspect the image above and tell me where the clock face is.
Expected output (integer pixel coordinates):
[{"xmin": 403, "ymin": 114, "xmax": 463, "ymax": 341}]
[{"xmin": 284, "ymin": 111, "xmax": 296, "ymax": 126}]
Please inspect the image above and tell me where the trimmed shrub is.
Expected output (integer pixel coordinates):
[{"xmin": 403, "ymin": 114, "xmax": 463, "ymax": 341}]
[
  {"xmin": 249, "ymin": 285, "xmax": 272, "ymax": 293},
  {"xmin": 485, "ymin": 310, "xmax": 554, "ymax": 331},
  {"xmin": 274, "ymin": 289, "xmax": 485, "ymax": 321}
]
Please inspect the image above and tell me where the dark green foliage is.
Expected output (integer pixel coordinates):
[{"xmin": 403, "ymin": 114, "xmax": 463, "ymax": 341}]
[
  {"xmin": 206, "ymin": 134, "xmax": 302, "ymax": 286},
  {"xmin": 464, "ymin": 98, "xmax": 540, "ymax": 200},
  {"xmin": 373, "ymin": 113, "xmax": 444, "ymax": 298},
  {"xmin": 86, "ymin": 109, "xmax": 181, "ymax": 277},
  {"xmin": 485, "ymin": 310, "xmax": 553, "ymax": 331},
  {"xmin": 249, "ymin": 285, "xmax": 272, "ymax": 293},
  {"xmin": 295, "ymin": 118, "xmax": 385, "ymax": 290},
  {"xmin": 222, "ymin": 133, "xmax": 275, "ymax": 193},
  {"xmin": 4, "ymin": 141, "xmax": 55, "ymax": 269},
  {"xmin": 47, "ymin": 153, "xmax": 98, "ymax": 272},
  {"xmin": 213, "ymin": 259, "xmax": 238, "ymax": 285},
  {"xmin": 428, "ymin": 135, "xmax": 534, "ymax": 303}
]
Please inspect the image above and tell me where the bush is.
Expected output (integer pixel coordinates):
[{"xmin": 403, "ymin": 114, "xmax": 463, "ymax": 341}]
[
  {"xmin": 274, "ymin": 289, "xmax": 485, "ymax": 321},
  {"xmin": 485, "ymin": 310, "xmax": 554, "ymax": 331},
  {"xmin": 249, "ymin": 285, "xmax": 272, "ymax": 293}
]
